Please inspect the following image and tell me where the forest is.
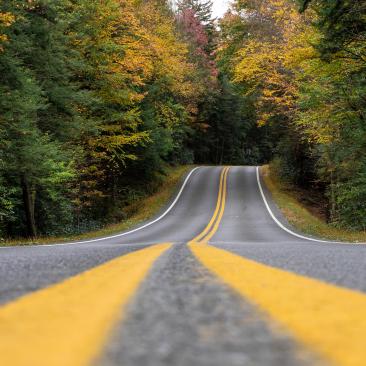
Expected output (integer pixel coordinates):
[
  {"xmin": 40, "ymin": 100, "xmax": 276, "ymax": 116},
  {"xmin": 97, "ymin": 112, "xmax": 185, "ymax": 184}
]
[{"xmin": 0, "ymin": 0, "xmax": 365, "ymax": 238}]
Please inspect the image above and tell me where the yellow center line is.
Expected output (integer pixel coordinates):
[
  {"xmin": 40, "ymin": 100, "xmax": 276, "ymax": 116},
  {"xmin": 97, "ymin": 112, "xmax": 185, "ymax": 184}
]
[
  {"xmin": 189, "ymin": 243, "xmax": 366, "ymax": 366},
  {"xmin": 189, "ymin": 166, "xmax": 229, "ymax": 244},
  {"xmin": 200, "ymin": 166, "xmax": 229, "ymax": 243},
  {"xmin": 0, "ymin": 243, "xmax": 171, "ymax": 366},
  {"xmin": 189, "ymin": 167, "xmax": 226, "ymax": 244}
]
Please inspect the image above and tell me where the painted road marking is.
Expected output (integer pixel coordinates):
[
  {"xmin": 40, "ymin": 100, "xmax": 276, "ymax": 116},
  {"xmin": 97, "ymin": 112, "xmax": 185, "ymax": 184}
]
[
  {"xmin": 1, "ymin": 167, "xmax": 200, "ymax": 249},
  {"xmin": 201, "ymin": 167, "xmax": 229, "ymax": 243},
  {"xmin": 0, "ymin": 243, "xmax": 171, "ymax": 366},
  {"xmin": 189, "ymin": 167, "xmax": 229, "ymax": 244},
  {"xmin": 190, "ymin": 243, "xmax": 366, "ymax": 366},
  {"xmin": 189, "ymin": 167, "xmax": 226, "ymax": 243},
  {"xmin": 256, "ymin": 166, "xmax": 351, "ymax": 244}
]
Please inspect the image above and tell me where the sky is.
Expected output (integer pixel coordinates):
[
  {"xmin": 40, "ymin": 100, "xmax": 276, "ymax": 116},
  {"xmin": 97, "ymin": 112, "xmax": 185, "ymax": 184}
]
[
  {"xmin": 211, "ymin": 0, "xmax": 230, "ymax": 18},
  {"xmin": 172, "ymin": 0, "xmax": 230, "ymax": 19}
]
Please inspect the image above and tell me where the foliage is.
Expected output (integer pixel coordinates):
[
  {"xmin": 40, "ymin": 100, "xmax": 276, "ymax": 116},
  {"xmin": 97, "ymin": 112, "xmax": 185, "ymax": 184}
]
[
  {"xmin": 0, "ymin": 0, "xmax": 207, "ymax": 238},
  {"xmin": 3, "ymin": 0, "xmax": 363, "ymax": 238},
  {"xmin": 225, "ymin": 0, "xmax": 366, "ymax": 230},
  {"xmin": 263, "ymin": 164, "xmax": 366, "ymax": 242},
  {"xmin": 299, "ymin": 0, "xmax": 366, "ymax": 64}
]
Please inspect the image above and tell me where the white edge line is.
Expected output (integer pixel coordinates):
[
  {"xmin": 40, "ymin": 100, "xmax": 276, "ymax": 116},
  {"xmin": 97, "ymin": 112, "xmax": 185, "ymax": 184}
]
[
  {"xmin": 2, "ymin": 167, "xmax": 200, "ymax": 249},
  {"xmin": 256, "ymin": 166, "xmax": 345, "ymax": 244}
]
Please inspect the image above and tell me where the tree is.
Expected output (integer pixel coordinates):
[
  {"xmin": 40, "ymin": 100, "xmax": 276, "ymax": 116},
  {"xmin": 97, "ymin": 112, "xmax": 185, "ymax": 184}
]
[
  {"xmin": 0, "ymin": 1, "xmax": 81, "ymax": 236},
  {"xmin": 299, "ymin": 0, "xmax": 366, "ymax": 63}
]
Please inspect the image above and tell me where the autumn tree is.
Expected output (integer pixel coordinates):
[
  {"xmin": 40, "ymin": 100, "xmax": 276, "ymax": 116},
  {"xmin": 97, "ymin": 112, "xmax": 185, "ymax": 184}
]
[
  {"xmin": 295, "ymin": 0, "xmax": 366, "ymax": 227},
  {"xmin": 0, "ymin": 0, "xmax": 212, "ymax": 238},
  {"xmin": 222, "ymin": 0, "xmax": 366, "ymax": 229}
]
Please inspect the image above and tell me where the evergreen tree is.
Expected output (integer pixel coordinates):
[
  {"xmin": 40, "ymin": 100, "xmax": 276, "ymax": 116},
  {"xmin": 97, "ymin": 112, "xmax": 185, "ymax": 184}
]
[{"xmin": 0, "ymin": 1, "xmax": 80, "ymax": 236}]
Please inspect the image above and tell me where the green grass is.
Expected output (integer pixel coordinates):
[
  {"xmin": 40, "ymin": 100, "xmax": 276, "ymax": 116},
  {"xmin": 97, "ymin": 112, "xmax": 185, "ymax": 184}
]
[
  {"xmin": 1, "ymin": 165, "xmax": 192, "ymax": 247},
  {"xmin": 261, "ymin": 165, "xmax": 366, "ymax": 243}
]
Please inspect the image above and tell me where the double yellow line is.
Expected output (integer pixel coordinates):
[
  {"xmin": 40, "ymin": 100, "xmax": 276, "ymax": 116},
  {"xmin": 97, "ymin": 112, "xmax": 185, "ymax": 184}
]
[
  {"xmin": 0, "ymin": 167, "xmax": 231, "ymax": 366},
  {"xmin": 189, "ymin": 166, "xmax": 229, "ymax": 244},
  {"xmin": 188, "ymin": 167, "xmax": 366, "ymax": 366}
]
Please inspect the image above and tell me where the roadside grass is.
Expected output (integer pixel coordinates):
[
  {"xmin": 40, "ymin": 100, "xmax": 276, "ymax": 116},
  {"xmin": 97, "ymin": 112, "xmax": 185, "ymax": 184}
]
[
  {"xmin": 1, "ymin": 165, "xmax": 192, "ymax": 247},
  {"xmin": 261, "ymin": 165, "xmax": 366, "ymax": 243}
]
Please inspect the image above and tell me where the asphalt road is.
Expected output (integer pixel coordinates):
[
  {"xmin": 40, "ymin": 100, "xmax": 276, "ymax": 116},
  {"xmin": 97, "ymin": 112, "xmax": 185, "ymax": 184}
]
[{"xmin": 1, "ymin": 166, "xmax": 366, "ymax": 366}]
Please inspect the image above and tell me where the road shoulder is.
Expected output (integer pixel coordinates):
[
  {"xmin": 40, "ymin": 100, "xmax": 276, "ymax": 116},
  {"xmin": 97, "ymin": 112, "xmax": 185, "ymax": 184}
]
[
  {"xmin": 260, "ymin": 165, "xmax": 366, "ymax": 243},
  {"xmin": 1, "ymin": 165, "xmax": 193, "ymax": 247}
]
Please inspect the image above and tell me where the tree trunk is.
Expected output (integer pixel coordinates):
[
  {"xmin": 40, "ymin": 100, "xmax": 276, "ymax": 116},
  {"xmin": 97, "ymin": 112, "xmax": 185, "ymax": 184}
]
[
  {"xmin": 21, "ymin": 176, "xmax": 37, "ymax": 237},
  {"xmin": 219, "ymin": 139, "xmax": 224, "ymax": 165},
  {"xmin": 329, "ymin": 169, "xmax": 338, "ymax": 224}
]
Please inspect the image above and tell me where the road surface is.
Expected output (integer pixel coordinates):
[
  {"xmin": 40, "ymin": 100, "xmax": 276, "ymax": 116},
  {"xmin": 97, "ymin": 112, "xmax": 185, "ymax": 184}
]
[{"xmin": 1, "ymin": 166, "xmax": 366, "ymax": 366}]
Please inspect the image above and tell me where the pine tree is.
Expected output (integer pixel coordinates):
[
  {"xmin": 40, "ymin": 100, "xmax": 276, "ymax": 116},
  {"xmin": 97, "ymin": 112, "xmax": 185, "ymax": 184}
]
[{"xmin": 0, "ymin": 1, "xmax": 83, "ymax": 236}]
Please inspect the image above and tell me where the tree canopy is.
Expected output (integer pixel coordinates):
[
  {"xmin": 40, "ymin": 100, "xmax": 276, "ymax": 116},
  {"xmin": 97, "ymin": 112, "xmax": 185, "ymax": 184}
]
[{"xmin": 1, "ymin": 0, "xmax": 365, "ymax": 237}]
